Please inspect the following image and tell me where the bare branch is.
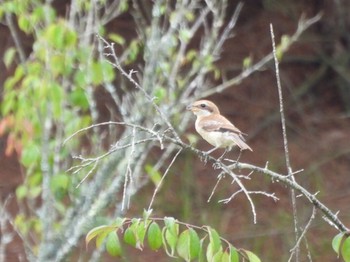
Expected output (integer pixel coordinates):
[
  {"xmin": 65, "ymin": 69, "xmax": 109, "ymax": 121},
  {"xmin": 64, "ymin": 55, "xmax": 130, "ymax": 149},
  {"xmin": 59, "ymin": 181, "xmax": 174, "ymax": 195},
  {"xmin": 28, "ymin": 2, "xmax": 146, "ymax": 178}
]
[
  {"xmin": 196, "ymin": 13, "xmax": 322, "ymax": 101},
  {"xmin": 148, "ymin": 148, "xmax": 183, "ymax": 211},
  {"xmin": 289, "ymin": 207, "xmax": 317, "ymax": 262},
  {"xmin": 270, "ymin": 23, "xmax": 299, "ymax": 261}
]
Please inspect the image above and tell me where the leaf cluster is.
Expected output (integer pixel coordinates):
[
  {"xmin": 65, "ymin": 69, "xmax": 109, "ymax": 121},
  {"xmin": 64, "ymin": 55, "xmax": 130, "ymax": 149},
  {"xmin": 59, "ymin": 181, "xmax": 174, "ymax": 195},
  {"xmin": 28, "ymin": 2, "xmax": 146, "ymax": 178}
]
[{"xmin": 86, "ymin": 212, "xmax": 260, "ymax": 262}]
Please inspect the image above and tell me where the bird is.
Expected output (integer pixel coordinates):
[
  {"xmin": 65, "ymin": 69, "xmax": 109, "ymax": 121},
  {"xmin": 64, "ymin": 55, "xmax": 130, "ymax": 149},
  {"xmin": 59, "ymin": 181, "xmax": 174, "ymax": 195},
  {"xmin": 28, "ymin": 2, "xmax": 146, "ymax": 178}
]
[{"xmin": 186, "ymin": 100, "xmax": 252, "ymax": 156}]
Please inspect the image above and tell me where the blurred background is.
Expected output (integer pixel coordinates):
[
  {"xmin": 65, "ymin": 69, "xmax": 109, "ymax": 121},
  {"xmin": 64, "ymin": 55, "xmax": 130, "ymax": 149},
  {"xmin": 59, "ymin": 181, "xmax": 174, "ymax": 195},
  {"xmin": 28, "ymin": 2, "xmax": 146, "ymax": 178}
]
[{"xmin": 1, "ymin": 0, "xmax": 350, "ymax": 261}]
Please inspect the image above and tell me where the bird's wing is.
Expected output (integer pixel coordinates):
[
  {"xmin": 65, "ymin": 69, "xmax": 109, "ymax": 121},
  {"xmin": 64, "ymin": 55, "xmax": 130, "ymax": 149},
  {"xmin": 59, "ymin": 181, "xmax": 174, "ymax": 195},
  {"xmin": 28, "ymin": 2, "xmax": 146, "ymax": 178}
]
[{"xmin": 201, "ymin": 115, "xmax": 244, "ymax": 135}]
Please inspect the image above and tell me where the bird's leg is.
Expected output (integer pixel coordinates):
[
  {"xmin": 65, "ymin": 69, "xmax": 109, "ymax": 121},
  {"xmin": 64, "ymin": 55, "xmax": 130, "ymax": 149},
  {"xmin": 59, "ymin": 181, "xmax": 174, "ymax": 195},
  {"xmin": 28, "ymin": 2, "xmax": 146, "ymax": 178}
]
[
  {"xmin": 217, "ymin": 148, "xmax": 228, "ymax": 162},
  {"xmin": 200, "ymin": 147, "xmax": 218, "ymax": 163},
  {"xmin": 213, "ymin": 149, "xmax": 228, "ymax": 169},
  {"xmin": 206, "ymin": 147, "xmax": 219, "ymax": 155},
  {"xmin": 234, "ymin": 149, "xmax": 243, "ymax": 167}
]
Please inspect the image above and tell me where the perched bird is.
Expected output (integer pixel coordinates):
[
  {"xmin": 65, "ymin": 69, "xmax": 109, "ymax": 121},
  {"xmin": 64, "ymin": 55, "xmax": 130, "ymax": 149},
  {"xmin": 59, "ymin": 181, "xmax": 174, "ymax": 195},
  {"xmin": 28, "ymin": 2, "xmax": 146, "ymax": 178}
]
[{"xmin": 186, "ymin": 100, "xmax": 252, "ymax": 155}]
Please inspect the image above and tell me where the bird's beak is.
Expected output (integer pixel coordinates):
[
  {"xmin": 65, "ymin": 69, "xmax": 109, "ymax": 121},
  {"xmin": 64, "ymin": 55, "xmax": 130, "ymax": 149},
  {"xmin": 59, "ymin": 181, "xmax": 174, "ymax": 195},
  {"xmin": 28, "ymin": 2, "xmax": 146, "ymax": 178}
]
[{"xmin": 186, "ymin": 104, "xmax": 193, "ymax": 111}]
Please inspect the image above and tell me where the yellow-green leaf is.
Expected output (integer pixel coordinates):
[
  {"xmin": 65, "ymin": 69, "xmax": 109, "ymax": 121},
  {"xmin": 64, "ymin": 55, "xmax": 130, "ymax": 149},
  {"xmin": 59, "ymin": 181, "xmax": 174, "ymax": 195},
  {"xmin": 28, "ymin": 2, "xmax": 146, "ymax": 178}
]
[
  {"xmin": 243, "ymin": 249, "xmax": 261, "ymax": 262},
  {"xmin": 145, "ymin": 164, "xmax": 161, "ymax": 186},
  {"xmin": 21, "ymin": 142, "xmax": 40, "ymax": 167},
  {"xmin": 332, "ymin": 232, "xmax": 345, "ymax": 256},
  {"xmin": 108, "ymin": 33, "xmax": 125, "ymax": 45},
  {"xmin": 177, "ymin": 228, "xmax": 200, "ymax": 261},
  {"xmin": 229, "ymin": 245, "xmax": 239, "ymax": 262},
  {"xmin": 85, "ymin": 225, "xmax": 115, "ymax": 246},
  {"xmin": 16, "ymin": 185, "xmax": 28, "ymax": 200},
  {"xmin": 106, "ymin": 231, "xmax": 122, "ymax": 257},
  {"xmin": 4, "ymin": 48, "xmax": 16, "ymax": 68},
  {"xmin": 341, "ymin": 236, "xmax": 350, "ymax": 262}
]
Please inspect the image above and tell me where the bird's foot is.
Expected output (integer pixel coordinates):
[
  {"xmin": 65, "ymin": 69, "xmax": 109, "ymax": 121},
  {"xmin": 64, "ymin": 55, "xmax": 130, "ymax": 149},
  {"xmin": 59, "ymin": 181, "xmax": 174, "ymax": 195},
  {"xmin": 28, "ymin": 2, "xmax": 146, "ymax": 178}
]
[
  {"xmin": 199, "ymin": 152, "xmax": 209, "ymax": 164},
  {"xmin": 212, "ymin": 160, "xmax": 222, "ymax": 169}
]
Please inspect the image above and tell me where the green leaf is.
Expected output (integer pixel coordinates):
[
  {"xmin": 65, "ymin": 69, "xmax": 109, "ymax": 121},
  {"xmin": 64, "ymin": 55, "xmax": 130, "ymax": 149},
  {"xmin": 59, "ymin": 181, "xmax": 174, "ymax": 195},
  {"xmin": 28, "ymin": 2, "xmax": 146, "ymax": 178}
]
[
  {"xmin": 28, "ymin": 172, "xmax": 42, "ymax": 187},
  {"xmin": 106, "ymin": 231, "xmax": 122, "ymax": 257},
  {"xmin": 16, "ymin": 185, "xmax": 28, "ymax": 200},
  {"xmin": 242, "ymin": 249, "xmax": 261, "ymax": 262},
  {"xmin": 29, "ymin": 186, "xmax": 42, "ymax": 198},
  {"xmin": 69, "ymin": 88, "xmax": 89, "ymax": 110},
  {"xmin": 89, "ymin": 219, "xmax": 125, "ymax": 249},
  {"xmin": 228, "ymin": 245, "xmax": 239, "ymax": 262},
  {"xmin": 125, "ymin": 40, "xmax": 140, "ymax": 64},
  {"xmin": 211, "ymin": 249, "xmax": 223, "ymax": 261},
  {"xmin": 90, "ymin": 62, "xmax": 103, "ymax": 85},
  {"xmin": 206, "ymin": 241, "xmax": 223, "ymax": 261},
  {"xmin": 147, "ymin": 222, "xmax": 163, "ymax": 250},
  {"xmin": 45, "ymin": 24, "xmax": 64, "ymax": 49},
  {"xmin": 188, "ymin": 228, "xmax": 200, "ymax": 259},
  {"xmin": 332, "ymin": 232, "xmax": 345, "ymax": 256},
  {"xmin": 177, "ymin": 229, "xmax": 191, "ymax": 261},
  {"xmin": 4, "ymin": 47, "xmax": 16, "ymax": 68},
  {"xmin": 242, "ymin": 56, "xmax": 252, "ymax": 70},
  {"xmin": 124, "ymin": 226, "xmax": 137, "ymax": 247},
  {"xmin": 50, "ymin": 55, "xmax": 66, "ymax": 77},
  {"xmin": 21, "ymin": 142, "xmax": 40, "ymax": 167},
  {"xmin": 176, "ymin": 228, "xmax": 200, "ymax": 261},
  {"xmin": 164, "ymin": 228, "xmax": 178, "ymax": 256},
  {"xmin": 154, "ymin": 87, "xmax": 166, "ymax": 104},
  {"xmin": 49, "ymin": 83, "xmax": 64, "ymax": 118},
  {"xmin": 198, "ymin": 237, "xmax": 206, "ymax": 262},
  {"xmin": 206, "ymin": 227, "xmax": 223, "ymax": 261},
  {"xmin": 85, "ymin": 225, "xmax": 116, "ymax": 246},
  {"xmin": 341, "ymin": 236, "xmax": 350, "ymax": 262},
  {"xmin": 179, "ymin": 28, "xmax": 192, "ymax": 43},
  {"xmin": 134, "ymin": 220, "xmax": 150, "ymax": 250},
  {"xmin": 221, "ymin": 251, "xmax": 230, "ymax": 262},
  {"xmin": 145, "ymin": 164, "xmax": 161, "ymax": 186},
  {"xmin": 163, "ymin": 217, "xmax": 179, "ymax": 255},
  {"xmin": 207, "ymin": 227, "xmax": 222, "ymax": 254},
  {"xmin": 100, "ymin": 60, "xmax": 115, "ymax": 83},
  {"xmin": 18, "ymin": 16, "xmax": 31, "ymax": 33},
  {"xmin": 164, "ymin": 217, "xmax": 179, "ymax": 236},
  {"xmin": 108, "ymin": 33, "xmax": 125, "ymax": 45},
  {"xmin": 50, "ymin": 174, "xmax": 70, "ymax": 200},
  {"xmin": 96, "ymin": 230, "xmax": 109, "ymax": 249}
]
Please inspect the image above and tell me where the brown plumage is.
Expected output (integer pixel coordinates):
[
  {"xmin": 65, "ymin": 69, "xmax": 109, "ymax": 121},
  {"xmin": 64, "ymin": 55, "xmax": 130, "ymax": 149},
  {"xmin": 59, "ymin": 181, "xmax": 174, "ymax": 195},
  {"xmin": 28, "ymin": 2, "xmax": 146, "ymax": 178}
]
[{"xmin": 187, "ymin": 100, "xmax": 252, "ymax": 152}]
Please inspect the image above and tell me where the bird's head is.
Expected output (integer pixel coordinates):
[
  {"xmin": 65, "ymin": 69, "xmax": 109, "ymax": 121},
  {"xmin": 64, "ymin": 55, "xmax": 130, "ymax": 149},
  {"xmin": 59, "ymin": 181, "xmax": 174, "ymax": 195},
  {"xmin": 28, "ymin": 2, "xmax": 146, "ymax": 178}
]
[{"xmin": 186, "ymin": 100, "xmax": 220, "ymax": 116}]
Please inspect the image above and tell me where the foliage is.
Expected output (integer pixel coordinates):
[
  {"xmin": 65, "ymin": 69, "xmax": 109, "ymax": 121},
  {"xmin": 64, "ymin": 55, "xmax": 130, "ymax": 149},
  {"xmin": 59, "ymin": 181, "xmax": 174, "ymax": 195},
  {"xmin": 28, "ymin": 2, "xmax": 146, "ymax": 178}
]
[
  {"xmin": 332, "ymin": 233, "xmax": 350, "ymax": 262},
  {"xmin": 86, "ymin": 212, "xmax": 260, "ymax": 262},
  {"xmin": 0, "ymin": 0, "xmax": 244, "ymax": 261},
  {"xmin": 0, "ymin": 0, "xmax": 348, "ymax": 261}
]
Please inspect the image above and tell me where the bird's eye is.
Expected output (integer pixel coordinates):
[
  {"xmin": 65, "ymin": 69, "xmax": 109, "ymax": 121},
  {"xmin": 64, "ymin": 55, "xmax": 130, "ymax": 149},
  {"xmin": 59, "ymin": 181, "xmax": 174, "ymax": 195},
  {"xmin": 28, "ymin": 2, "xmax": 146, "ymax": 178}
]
[{"xmin": 200, "ymin": 104, "xmax": 206, "ymax": 108}]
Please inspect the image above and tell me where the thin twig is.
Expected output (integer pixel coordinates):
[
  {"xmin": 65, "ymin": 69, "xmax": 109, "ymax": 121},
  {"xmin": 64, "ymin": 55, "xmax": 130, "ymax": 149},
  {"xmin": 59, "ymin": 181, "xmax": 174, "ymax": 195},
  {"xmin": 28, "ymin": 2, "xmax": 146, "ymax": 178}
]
[
  {"xmin": 97, "ymin": 35, "xmax": 182, "ymax": 143},
  {"xmin": 195, "ymin": 13, "xmax": 322, "ymax": 101},
  {"xmin": 289, "ymin": 207, "xmax": 317, "ymax": 262},
  {"xmin": 234, "ymin": 162, "xmax": 349, "ymax": 233},
  {"xmin": 148, "ymin": 148, "xmax": 183, "ymax": 211},
  {"xmin": 219, "ymin": 163, "xmax": 257, "ymax": 224},
  {"xmin": 5, "ymin": 13, "xmax": 26, "ymax": 64},
  {"xmin": 207, "ymin": 172, "xmax": 225, "ymax": 203},
  {"xmin": 122, "ymin": 126, "xmax": 137, "ymax": 210},
  {"xmin": 270, "ymin": 23, "xmax": 300, "ymax": 261}
]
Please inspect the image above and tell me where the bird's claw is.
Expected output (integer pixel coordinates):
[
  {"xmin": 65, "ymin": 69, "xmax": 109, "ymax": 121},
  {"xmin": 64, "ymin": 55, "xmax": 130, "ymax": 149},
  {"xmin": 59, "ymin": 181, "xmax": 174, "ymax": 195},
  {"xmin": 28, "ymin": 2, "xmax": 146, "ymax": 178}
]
[
  {"xmin": 199, "ymin": 152, "xmax": 209, "ymax": 163},
  {"xmin": 213, "ymin": 161, "xmax": 221, "ymax": 169}
]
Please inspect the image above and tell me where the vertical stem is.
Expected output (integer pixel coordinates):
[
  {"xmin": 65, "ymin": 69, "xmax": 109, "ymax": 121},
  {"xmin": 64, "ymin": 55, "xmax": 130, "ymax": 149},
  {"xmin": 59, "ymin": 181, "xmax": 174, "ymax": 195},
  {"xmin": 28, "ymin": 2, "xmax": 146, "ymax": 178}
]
[{"xmin": 270, "ymin": 24, "xmax": 300, "ymax": 261}]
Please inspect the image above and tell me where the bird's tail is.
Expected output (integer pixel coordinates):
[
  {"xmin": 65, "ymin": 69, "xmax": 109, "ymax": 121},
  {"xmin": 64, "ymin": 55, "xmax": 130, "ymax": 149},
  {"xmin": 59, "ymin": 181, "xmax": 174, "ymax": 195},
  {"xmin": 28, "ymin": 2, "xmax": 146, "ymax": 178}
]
[{"xmin": 231, "ymin": 133, "xmax": 253, "ymax": 151}]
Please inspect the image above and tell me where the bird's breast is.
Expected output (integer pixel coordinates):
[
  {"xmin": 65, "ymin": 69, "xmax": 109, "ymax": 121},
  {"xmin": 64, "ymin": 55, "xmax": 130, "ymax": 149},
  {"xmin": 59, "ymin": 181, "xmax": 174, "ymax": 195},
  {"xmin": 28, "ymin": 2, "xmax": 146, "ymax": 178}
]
[{"xmin": 195, "ymin": 120, "xmax": 235, "ymax": 148}]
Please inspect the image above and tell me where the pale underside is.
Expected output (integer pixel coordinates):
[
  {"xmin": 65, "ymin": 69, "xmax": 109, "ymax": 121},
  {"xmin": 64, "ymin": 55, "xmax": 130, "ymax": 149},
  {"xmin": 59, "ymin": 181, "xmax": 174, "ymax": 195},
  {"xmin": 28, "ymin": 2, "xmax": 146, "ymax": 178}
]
[{"xmin": 195, "ymin": 117, "xmax": 252, "ymax": 151}]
